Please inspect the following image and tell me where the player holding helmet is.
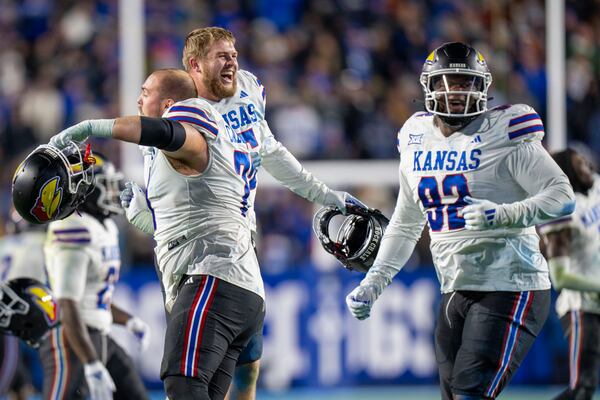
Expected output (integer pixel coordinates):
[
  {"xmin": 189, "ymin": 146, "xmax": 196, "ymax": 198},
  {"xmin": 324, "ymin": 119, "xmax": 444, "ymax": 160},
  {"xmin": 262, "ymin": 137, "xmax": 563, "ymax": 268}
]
[
  {"xmin": 181, "ymin": 29, "xmax": 367, "ymax": 399},
  {"xmin": 19, "ymin": 149, "xmax": 151, "ymax": 400},
  {"xmin": 346, "ymin": 42, "xmax": 576, "ymax": 399},
  {"xmin": 120, "ymin": 27, "xmax": 370, "ymax": 400}
]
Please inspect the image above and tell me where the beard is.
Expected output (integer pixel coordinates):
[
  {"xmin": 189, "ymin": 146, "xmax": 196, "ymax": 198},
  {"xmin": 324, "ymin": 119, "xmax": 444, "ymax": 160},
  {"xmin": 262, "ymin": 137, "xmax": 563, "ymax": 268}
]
[{"xmin": 203, "ymin": 71, "xmax": 237, "ymax": 99}]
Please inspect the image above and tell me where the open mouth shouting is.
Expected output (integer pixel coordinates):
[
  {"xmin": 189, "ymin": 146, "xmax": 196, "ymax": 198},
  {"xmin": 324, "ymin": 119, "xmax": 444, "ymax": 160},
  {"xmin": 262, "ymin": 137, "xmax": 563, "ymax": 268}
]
[
  {"xmin": 221, "ymin": 69, "xmax": 235, "ymax": 85},
  {"xmin": 447, "ymin": 98, "xmax": 466, "ymax": 113}
]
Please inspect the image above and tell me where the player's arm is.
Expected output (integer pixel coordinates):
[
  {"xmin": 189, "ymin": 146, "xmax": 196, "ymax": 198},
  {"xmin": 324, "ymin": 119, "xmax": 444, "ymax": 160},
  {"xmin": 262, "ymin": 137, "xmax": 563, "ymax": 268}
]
[
  {"xmin": 51, "ymin": 248, "xmax": 99, "ymax": 363},
  {"xmin": 49, "ymin": 115, "xmax": 209, "ymax": 172},
  {"xmin": 503, "ymin": 141, "xmax": 576, "ymax": 226},
  {"xmin": 464, "ymin": 141, "xmax": 576, "ymax": 230},
  {"xmin": 111, "ymin": 304, "xmax": 151, "ymax": 350},
  {"xmin": 543, "ymin": 227, "xmax": 600, "ymax": 292},
  {"xmin": 259, "ymin": 121, "xmax": 365, "ymax": 212},
  {"xmin": 346, "ymin": 165, "xmax": 425, "ymax": 320},
  {"xmin": 111, "ymin": 303, "xmax": 133, "ymax": 325}
]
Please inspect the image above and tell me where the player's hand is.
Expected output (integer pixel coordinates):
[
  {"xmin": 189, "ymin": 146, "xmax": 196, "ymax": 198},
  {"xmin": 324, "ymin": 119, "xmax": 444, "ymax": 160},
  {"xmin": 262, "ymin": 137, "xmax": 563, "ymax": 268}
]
[
  {"xmin": 120, "ymin": 182, "xmax": 155, "ymax": 235},
  {"xmin": 346, "ymin": 283, "xmax": 379, "ymax": 320},
  {"xmin": 324, "ymin": 191, "xmax": 368, "ymax": 215},
  {"xmin": 120, "ymin": 181, "xmax": 146, "ymax": 210},
  {"xmin": 250, "ymin": 151, "xmax": 262, "ymax": 170},
  {"xmin": 49, "ymin": 119, "xmax": 114, "ymax": 149},
  {"xmin": 126, "ymin": 316, "xmax": 151, "ymax": 352},
  {"xmin": 462, "ymin": 196, "xmax": 506, "ymax": 230},
  {"xmin": 84, "ymin": 360, "xmax": 116, "ymax": 400},
  {"xmin": 49, "ymin": 121, "xmax": 93, "ymax": 149}
]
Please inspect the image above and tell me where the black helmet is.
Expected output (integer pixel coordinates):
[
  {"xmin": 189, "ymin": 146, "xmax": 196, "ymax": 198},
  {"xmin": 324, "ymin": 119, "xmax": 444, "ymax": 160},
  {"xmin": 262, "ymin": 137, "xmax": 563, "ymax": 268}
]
[
  {"xmin": 12, "ymin": 143, "xmax": 95, "ymax": 224},
  {"xmin": 79, "ymin": 153, "xmax": 124, "ymax": 218},
  {"xmin": 0, "ymin": 278, "xmax": 59, "ymax": 347},
  {"xmin": 420, "ymin": 42, "xmax": 492, "ymax": 127},
  {"xmin": 313, "ymin": 205, "xmax": 389, "ymax": 273}
]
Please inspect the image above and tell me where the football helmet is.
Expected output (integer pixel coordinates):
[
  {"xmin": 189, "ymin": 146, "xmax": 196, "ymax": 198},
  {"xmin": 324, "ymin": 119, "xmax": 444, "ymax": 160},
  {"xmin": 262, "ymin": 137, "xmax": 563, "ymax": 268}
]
[
  {"xmin": 79, "ymin": 153, "xmax": 124, "ymax": 218},
  {"xmin": 420, "ymin": 42, "xmax": 492, "ymax": 127},
  {"xmin": 0, "ymin": 278, "xmax": 59, "ymax": 346},
  {"xmin": 12, "ymin": 143, "xmax": 96, "ymax": 224},
  {"xmin": 313, "ymin": 204, "xmax": 389, "ymax": 273}
]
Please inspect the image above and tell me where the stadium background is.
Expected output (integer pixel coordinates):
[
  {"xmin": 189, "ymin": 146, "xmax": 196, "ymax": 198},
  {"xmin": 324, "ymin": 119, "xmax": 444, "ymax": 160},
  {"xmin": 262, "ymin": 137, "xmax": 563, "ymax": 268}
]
[{"xmin": 1, "ymin": 0, "xmax": 599, "ymax": 398}]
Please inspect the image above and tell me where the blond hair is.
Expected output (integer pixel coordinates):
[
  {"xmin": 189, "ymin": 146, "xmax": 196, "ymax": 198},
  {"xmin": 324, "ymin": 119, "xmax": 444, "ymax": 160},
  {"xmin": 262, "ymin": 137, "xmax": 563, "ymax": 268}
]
[{"xmin": 182, "ymin": 27, "xmax": 236, "ymax": 71}]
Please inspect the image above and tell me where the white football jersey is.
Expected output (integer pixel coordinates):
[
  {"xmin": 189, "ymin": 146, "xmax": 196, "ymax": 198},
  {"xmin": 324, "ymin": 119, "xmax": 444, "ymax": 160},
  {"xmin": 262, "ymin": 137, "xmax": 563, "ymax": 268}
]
[
  {"xmin": 147, "ymin": 97, "xmax": 263, "ymax": 311},
  {"xmin": 538, "ymin": 175, "xmax": 600, "ymax": 316},
  {"xmin": 208, "ymin": 70, "xmax": 332, "ymax": 232},
  {"xmin": 44, "ymin": 213, "xmax": 120, "ymax": 333},
  {"xmin": 0, "ymin": 230, "xmax": 46, "ymax": 282},
  {"xmin": 393, "ymin": 104, "xmax": 572, "ymax": 292},
  {"xmin": 210, "ymin": 70, "xmax": 265, "ymax": 231}
]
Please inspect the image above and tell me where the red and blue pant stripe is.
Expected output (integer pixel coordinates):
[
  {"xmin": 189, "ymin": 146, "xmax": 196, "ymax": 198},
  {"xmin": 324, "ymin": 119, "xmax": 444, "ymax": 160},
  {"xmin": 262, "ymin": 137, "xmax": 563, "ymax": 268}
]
[
  {"xmin": 180, "ymin": 276, "xmax": 218, "ymax": 377},
  {"xmin": 485, "ymin": 291, "xmax": 534, "ymax": 398}
]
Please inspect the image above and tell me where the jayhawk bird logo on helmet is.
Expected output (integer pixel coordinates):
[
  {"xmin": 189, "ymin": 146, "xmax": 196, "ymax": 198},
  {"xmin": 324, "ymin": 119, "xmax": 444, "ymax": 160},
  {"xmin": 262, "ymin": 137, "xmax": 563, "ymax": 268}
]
[
  {"xmin": 313, "ymin": 205, "xmax": 389, "ymax": 273},
  {"xmin": 30, "ymin": 177, "xmax": 63, "ymax": 223},
  {"xmin": 0, "ymin": 278, "xmax": 59, "ymax": 347}
]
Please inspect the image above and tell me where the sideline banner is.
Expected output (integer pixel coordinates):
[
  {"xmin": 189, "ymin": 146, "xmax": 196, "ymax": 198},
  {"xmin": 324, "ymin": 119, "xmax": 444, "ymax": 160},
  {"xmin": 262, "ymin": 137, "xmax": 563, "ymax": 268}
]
[{"xmin": 111, "ymin": 266, "xmax": 566, "ymax": 389}]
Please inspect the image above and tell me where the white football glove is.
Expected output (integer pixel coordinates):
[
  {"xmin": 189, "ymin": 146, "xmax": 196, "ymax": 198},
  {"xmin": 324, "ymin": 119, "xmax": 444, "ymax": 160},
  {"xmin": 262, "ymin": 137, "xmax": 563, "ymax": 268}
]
[
  {"xmin": 84, "ymin": 360, "xmax": 116, "ymax": 400},
  {"xmin": 49, "ymin": 119, "xmax": 115, "ymax": 149},
  {"xmin": 323, "ymin": 191, "xmax": 368, "ymax": 215},
  {"xmin": 346, "ymin": 283, "xmax": 381, "ymax": 320},
  {"xmin": 126, "ymin": 316, "xmax": 151, "ymax": 352},
  {"xmin": 120, "ymin": 182, "xmax": 155, "ymax": 235},
  {"xmin": 462, "ymin": 196, "xmax": 508, "ymax": 230},
  {"xmin": 250, "ymin": 151, "xmax": 262, "ymax": 170}
]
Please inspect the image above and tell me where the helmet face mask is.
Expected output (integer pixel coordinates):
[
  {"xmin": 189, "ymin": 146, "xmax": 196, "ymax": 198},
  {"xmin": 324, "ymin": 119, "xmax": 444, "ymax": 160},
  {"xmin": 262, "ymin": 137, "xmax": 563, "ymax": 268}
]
[
  {"xmin": 313, "ymin": 205, "xmax": 389, "ymax": 273},
  {"xmin": 81, "ymin": 155, "xmax": 124, "ymax": 217},
  {"xmin": 0, "ymin": 284, "xmax": 30, "ymax": 329},
  {"xmin": 420, "ymin": 42, "xmax": 492, "ymax": 126},
  {"xmin": 0, "ymin": 278, "xmax": 59, "ymax": 347},
  {"xmin": 12, "ymin": 143, "xmax": 95, "ymax": 224}
]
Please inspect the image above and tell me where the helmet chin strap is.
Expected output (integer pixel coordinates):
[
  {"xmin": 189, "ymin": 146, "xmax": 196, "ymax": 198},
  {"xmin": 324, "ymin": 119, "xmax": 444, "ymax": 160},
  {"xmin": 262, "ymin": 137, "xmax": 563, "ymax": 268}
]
[{"xmin": 438, "ymin": 113, "xmax": 478, "ymax": 130}]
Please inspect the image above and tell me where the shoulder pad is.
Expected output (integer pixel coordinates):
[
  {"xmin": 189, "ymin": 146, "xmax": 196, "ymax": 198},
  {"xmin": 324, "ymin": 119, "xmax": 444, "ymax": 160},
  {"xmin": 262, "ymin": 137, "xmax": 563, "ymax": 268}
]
[
  {"xmin": 503, "ymin": 103, "xmax": 545, "ymax": 143},
  {"xmin": 48, "ymin": 215, "xmax": 91, "ymax": 245},
  {"xmin": 164, "ymin": 98, "xmax": 220, "ymax": 137},
  {"xmin": 240, "ymin": 69, "xmax": 266, "ymax": 106},
  {"xmin": 238, "ymin": 70, "xmax": 262, "ymax": 89},
  {"xmin": 397, "ymin": 112, "xmax": 432, "ymax": 153},
  {"xmin": 238, "ymin": 70, "xmax": 266, "ymax": 105}
]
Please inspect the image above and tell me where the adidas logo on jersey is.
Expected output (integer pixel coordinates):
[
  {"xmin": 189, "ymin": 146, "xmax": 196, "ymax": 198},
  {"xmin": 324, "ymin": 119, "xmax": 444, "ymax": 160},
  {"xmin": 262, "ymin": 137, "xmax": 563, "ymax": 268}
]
[
  {"xmin": 240, "ymin": 90, "xmax": 249, "ymax": 98},
  {"xmin": 470, "ymin": 135, "xmax": 482, "ymax": 143}
]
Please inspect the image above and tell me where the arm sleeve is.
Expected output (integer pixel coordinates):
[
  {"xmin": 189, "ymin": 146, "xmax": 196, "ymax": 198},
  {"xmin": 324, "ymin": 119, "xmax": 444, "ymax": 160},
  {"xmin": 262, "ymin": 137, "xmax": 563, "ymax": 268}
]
[
  {"xmin": 260, "ymin": 120, "xmax": 332, "ymax": 204},
  {"xmin": 49, "ymin": 248, "xmax": 89, "ymax": 301},
  {"xmin": 501, "ymin": 140, "xmax": 576, "ymax": 227},
  {"xmin": 362, "ymin": 165, "xmax": 426, "ymax": 292}
]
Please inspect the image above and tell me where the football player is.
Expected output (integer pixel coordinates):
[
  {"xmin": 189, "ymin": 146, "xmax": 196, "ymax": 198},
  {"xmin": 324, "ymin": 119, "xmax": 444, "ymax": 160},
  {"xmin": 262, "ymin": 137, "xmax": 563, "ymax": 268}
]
[
  {"xmin": 345, "ymin": 42, "xmax": 576, "ymax": 400},
  {"xmin": 122, "ymin": 27, "xmax": 369, "ymax": 400},
  {"xmin": 0, "ymin": 210, "xmax": 48, "ymax": 399},
  {"xmin": 39, "ymin": 152, "xmax": 149, "ymax": 400},
  {"xmin": 48, "ymin": 73, "xmax": 266, "ymax": 399},
  {"xmin": 539, "ymin": 148, "xmax": 600, "ymax": 400}
]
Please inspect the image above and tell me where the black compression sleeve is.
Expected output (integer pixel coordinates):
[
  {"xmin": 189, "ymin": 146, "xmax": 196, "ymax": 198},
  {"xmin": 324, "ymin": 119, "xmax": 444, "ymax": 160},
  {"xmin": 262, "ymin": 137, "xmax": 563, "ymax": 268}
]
[{"xmin": 139, "ymin": 117, "xmax": 187, "ymax": 151}]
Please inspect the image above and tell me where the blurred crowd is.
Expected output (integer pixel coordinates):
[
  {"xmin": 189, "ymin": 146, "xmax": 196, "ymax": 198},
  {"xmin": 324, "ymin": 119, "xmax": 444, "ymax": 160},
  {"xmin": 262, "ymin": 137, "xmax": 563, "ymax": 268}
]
[{"xmin": 1, "ymin": 0, "xmax": 599, "ymax": 269}]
